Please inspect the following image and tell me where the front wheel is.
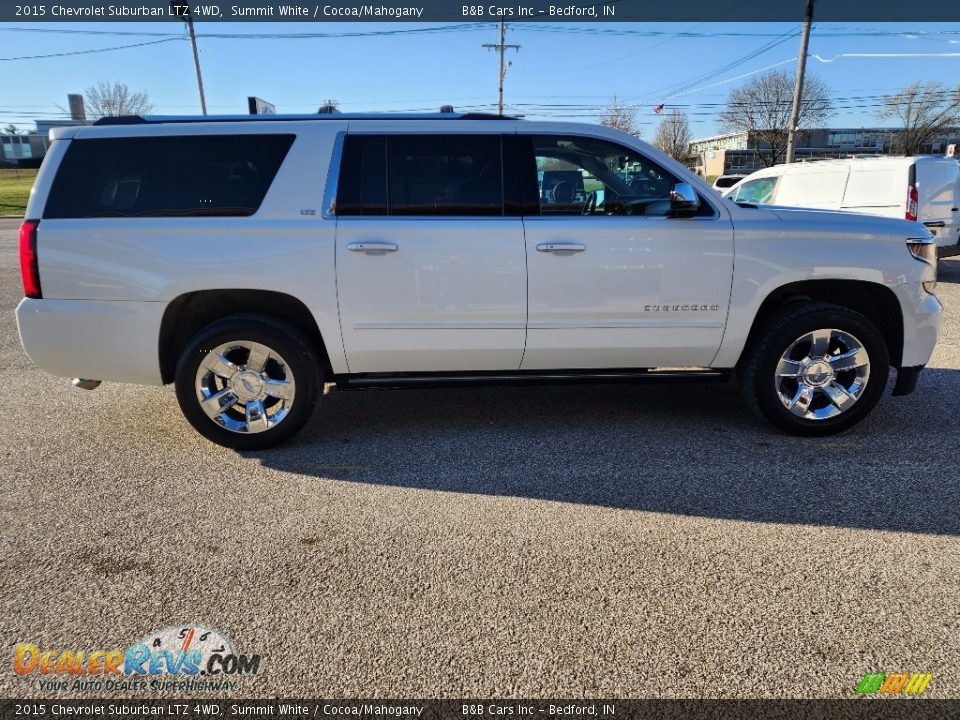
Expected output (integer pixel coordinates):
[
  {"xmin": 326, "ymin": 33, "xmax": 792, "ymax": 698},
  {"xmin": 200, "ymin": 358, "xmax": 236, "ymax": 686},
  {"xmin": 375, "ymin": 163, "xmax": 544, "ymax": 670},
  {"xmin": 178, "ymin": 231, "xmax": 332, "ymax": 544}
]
[
  {"xmin": 741, "ymin": 303, "xmax": 890, "ymax": 436},
  {"xmin": 174, "ymin": 315, "xmax": 320, "ymax": 450}
]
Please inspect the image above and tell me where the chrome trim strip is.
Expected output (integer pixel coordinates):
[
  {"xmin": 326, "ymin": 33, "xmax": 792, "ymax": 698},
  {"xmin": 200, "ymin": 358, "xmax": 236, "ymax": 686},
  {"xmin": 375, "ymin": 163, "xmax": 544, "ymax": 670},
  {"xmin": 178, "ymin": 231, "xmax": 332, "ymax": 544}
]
[
  {"xmin": 321, "ymin": 131, "xmax": 346, "ymax": 219},
  {"xmin": 527, "ymin": 320, "xmax": 725, "ymax": 329},
  {"xmin": 353, "ymin": 320, "xmax": 723, "ymax": 330},
  {"xmin": 354, "ymin": 322, "xmax": 526, "ymax": 330}
]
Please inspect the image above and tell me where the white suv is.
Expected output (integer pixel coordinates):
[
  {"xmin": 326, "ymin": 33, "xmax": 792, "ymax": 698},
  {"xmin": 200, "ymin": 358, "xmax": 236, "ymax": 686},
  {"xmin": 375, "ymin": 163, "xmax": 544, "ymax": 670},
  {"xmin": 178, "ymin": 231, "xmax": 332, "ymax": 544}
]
[{"xmin": 16, "ymin": 113, "xmax": 942, "ymax": 449}]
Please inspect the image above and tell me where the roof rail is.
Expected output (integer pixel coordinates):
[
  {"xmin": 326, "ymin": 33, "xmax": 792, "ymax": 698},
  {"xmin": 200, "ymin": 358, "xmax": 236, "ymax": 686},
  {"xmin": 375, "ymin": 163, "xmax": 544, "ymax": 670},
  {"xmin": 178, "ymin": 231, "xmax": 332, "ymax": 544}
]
[{"xmin": 93, "ymin": 112, "xmax": 516, "ymax": 126}]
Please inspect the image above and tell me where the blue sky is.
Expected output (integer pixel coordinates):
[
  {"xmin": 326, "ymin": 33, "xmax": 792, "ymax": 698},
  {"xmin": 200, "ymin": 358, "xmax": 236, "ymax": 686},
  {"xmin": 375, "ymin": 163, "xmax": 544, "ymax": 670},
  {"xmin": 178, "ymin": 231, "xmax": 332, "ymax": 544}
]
[{"xmin": 1, "ymin": 21, "xmax": 959, "ymax": 138}]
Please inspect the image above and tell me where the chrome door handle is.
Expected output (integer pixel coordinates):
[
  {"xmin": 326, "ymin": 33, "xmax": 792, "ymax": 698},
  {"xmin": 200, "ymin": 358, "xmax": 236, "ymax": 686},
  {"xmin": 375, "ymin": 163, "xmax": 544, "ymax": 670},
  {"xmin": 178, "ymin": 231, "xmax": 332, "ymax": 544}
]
[
  {"xmin": 346, "ymin": 241, "xmax": 398, "ymax": 253},
  {"xmin": 536, "ymin": 242, "xmax": 586, "ymax": 253}
]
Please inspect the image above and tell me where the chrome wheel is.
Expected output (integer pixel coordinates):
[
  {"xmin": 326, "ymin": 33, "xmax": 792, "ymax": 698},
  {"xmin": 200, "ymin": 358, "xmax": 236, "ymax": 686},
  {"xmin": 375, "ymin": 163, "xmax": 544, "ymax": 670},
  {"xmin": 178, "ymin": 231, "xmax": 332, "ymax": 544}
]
[
  {"xmin": 774, "ymin": 328, "xmax": 870, "ymax": 421},
  {"xmin": 194, "ymin": 341, "xmax": 296, "ymax": 434}
]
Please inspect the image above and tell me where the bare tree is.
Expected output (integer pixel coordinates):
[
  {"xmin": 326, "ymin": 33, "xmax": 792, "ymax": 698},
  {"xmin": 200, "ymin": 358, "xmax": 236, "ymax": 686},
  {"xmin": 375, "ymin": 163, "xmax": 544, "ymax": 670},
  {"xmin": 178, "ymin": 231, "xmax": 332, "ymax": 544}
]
[
  {"xmin": 653, "ymin": 109, "xmax": 692, "ymax": 162},
  {"xmin": 875, "ymin": 82, "xmax": 960, "ymax": 155},
  {"xmin": 719, "ymin": 70, "xmax": 831, "ymax": 167},
  {"xmin": 3, "ymin": 124, "xmax": 24, "ymax": 135},
  {"xmin": 600, "ymin": 97, "xmax": 640, "ymax": 137},
  {"xmin": 83, "ymin": 81, "xmax": 153, "ymax": 120}
]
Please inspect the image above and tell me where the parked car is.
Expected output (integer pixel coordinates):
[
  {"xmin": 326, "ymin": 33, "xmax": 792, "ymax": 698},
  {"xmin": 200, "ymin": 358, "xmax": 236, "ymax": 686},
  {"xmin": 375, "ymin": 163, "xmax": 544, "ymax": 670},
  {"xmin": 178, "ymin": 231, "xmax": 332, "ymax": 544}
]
[
  {"xmin": 711, "ymin": 174, "xmax": 747, "ymax": 194},
  {"xmin": 16, "ymin": 113, "xmax": 941, "ymax": 448},
  {"xmin": 724, "ymin": 156, "xmax": 960, "ymax": 251}
]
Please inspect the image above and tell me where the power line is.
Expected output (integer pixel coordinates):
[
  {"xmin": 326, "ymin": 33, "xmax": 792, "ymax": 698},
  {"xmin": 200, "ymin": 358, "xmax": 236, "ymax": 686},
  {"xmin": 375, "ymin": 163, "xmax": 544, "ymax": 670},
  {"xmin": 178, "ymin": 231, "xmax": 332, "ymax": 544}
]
[
  {"xmin": 0, "ymin": 24, "xmax": 490, "ymax": 39},
  {"xmin": 3, "ymin": 24, "xmax": 960, "ymax": 40},
  {"xmin": 631, "ymin": 27, "xmax": 801, "ymax": 103},
  {"xmin": 0, "ymin": 37, "xmax": 181, "ymax": 62}
]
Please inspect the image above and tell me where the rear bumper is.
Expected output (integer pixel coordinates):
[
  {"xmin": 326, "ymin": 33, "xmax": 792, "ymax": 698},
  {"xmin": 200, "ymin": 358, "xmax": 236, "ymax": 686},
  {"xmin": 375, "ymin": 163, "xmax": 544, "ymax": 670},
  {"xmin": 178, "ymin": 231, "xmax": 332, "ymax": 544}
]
[
  {"xmin": 893, "ymin": 283, "xmax": 942, "ymax": 368},
  {"xmin": 16, "ymin": 298, "xmax": 164, "ymax": 385}
]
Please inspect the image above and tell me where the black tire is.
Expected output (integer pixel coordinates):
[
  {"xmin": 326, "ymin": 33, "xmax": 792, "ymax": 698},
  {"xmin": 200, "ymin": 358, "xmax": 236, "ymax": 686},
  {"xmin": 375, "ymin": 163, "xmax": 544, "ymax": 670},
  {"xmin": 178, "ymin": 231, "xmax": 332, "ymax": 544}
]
[
  {"xmin": 741, "ymin": 302, "xmax": 890, "ymax": 436},
  {"xmin": 174, "ymin": 314, "xmax": 320, "ymax": 450}
]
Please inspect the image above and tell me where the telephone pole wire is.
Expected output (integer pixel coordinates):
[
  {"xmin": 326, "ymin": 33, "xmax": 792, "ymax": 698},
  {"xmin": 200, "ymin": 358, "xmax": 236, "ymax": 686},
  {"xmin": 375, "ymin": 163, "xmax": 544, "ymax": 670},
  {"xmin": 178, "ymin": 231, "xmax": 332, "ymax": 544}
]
[
  {"xmin": 785, "ymin": 0, "xmax": 815, "ymax": 164},
  {"xmin": 483, "ymin": 20, "xmax": 520, "ymax": 116}
]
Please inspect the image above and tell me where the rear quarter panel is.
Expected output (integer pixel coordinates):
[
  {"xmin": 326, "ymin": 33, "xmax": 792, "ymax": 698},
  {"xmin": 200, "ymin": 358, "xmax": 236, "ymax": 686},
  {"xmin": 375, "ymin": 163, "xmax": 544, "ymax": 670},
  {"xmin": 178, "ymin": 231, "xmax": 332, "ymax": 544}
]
[{"xmin": 34, "ymin": 122, "xmax": 349, "ymax": 373}]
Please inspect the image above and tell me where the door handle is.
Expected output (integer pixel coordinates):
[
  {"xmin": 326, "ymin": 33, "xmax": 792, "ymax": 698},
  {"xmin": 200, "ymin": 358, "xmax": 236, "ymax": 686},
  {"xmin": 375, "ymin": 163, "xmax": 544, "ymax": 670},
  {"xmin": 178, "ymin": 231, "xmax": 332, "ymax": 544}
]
[
  {"xmin": 346, "ymin": 241, "xmax": 398, "ymax": 253},
  {"xmin": 536, "ymin": 242, "xmax": 586, "ymax": 253},
  {"xmin": 923, "ymin": 221, "xmax": 946, "ymax": 228}
]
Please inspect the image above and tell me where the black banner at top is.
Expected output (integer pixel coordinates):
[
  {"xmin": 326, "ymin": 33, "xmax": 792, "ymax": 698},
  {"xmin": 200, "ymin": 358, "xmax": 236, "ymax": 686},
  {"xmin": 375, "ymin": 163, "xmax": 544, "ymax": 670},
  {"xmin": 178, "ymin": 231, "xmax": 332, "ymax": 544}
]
[{"xmin": 4, "ymin": 0, "xmax": 960, "ymax": 22}]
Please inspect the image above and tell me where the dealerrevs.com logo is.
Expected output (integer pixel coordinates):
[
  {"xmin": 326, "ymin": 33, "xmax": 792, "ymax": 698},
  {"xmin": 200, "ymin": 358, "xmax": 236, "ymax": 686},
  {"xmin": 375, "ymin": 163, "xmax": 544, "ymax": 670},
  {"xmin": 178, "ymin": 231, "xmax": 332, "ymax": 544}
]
[{"xmin": 13, "ymin": 625, "xmax": 261, "ymax": 693}]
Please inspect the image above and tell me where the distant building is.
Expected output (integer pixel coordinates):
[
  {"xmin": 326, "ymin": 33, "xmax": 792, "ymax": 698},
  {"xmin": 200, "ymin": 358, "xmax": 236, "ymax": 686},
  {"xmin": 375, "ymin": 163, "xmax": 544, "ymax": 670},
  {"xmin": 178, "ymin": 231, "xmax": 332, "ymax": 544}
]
[
  {"xmin": 690, "ymin": 127, "xmax": 959, "ymax": 177},
  {"xmin": 34, "ymin": 119, "xmax": 85, "ymax": 137},
  {"xmin": 0, "ymin": 132, "xmax": 47, "ymax": 167},
  {"xmin": 0, "ymin": 119, "xmax": 85, "ymax": 167}
]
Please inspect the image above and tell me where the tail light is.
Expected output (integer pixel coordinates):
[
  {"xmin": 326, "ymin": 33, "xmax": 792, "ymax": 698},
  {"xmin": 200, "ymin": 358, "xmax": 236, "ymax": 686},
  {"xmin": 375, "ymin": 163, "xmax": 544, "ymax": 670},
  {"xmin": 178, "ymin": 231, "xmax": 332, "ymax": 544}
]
[
  {"xmin": 19, "ymin": 219, "xmax": 41, "ymax": 299},
  {"xmin": 906, "ymin": 185, "xmax": 919, "ymax": 222}
]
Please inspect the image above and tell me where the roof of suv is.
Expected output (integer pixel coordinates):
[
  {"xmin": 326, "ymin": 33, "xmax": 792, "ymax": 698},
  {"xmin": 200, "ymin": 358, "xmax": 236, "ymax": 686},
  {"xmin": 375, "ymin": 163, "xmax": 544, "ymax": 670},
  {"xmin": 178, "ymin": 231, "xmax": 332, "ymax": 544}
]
[{"xmin": 93, "ymin": 112, "xmax": 516, "ymax": 126}]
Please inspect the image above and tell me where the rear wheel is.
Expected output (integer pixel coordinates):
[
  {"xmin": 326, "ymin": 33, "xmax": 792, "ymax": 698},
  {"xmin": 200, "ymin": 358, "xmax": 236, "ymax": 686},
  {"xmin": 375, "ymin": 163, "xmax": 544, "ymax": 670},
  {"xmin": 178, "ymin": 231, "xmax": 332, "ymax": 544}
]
[
  {"xmin": 174, "ymin": 315, "xmax": 320, "ymax": 450},
  {"xmin": 742, "ymin": 303, "xmax": 889, "ymax": 436}
]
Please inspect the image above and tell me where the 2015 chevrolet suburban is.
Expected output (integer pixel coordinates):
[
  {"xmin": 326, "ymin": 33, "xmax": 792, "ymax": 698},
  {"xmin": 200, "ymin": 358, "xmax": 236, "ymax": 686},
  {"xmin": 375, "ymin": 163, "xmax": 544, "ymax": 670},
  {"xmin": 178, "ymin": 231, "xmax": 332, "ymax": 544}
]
[{"xmin": 15, "ymin": 112, "xmax": 942, "ymax": 449}]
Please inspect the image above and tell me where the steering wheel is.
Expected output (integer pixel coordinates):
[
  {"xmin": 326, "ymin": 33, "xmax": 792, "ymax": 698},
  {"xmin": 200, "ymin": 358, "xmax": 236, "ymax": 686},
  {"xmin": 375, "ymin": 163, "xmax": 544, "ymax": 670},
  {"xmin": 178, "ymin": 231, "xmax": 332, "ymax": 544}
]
[{"xmin": 582, "ymin": 190, "xmax": 598, "ymax": 216}]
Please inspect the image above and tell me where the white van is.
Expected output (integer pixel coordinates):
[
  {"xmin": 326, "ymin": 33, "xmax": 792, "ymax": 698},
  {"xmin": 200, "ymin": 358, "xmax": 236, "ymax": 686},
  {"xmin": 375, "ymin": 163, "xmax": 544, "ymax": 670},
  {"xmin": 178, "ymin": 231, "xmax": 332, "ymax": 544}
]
[{"xmin": 725, "ymin": 156, "xmax": 960, "ymax": 250}]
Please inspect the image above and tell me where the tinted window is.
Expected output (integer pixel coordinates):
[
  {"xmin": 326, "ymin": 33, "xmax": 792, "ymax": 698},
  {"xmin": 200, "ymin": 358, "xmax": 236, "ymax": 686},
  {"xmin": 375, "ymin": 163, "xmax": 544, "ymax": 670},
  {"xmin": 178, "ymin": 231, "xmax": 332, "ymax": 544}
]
[
  {"xmin": 337, "ymin": 135, "xmax": 387, "ymax": 216},
  {"xmin": 531, "ymin": 135, "xmax": 707, "ymax": 217},
  {"xmin": 44, "ymin": 134, "xmax": 294, "ymax": 219},
  {"xmin": 714, "ymin": 176, "xmax": 743, "ymax": 188},
  {"xmin": 733, "ymin": 177, "xmax": 777, "ymax": 204},
  {"xmin": 389, "ymin": 135, "xmax": 502, "ymax": 216},
  {"xmin": 338, "ymin": 134, "xmax": 503, "ymax": 217}
]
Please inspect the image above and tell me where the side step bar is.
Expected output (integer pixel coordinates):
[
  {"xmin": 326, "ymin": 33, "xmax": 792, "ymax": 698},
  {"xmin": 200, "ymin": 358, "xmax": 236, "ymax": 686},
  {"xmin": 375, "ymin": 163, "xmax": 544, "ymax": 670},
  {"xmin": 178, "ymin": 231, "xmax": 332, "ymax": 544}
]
[{"xmin": 335, "ymin": 368, "xmax": 731, "ymax": 391}]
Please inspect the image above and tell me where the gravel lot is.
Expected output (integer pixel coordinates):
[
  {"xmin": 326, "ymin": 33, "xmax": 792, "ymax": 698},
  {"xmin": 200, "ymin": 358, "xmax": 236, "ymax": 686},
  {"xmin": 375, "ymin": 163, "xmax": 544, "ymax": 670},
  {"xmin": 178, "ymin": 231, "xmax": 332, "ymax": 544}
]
[{"xmin": 0, "ymin": 217, "xmax": 958, "ymax": 699}]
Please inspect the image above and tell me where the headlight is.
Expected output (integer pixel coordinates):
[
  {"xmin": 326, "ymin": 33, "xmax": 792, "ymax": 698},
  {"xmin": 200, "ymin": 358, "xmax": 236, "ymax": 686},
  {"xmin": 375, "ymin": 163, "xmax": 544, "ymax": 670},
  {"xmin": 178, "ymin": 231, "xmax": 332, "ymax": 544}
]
[
  {"xmin": 906, "ymin": 237, "xmax": 937, "ymax": 292},
  {"xmin": 906, "ymin": 239, "xmax": 936, "ymax": 265}
]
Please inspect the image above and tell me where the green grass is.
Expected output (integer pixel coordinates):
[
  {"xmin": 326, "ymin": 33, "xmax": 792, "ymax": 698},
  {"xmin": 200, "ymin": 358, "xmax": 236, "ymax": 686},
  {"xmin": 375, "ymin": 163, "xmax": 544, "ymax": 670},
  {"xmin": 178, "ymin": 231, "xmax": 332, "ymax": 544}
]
[{"xmin": 0, "ymin": 168, "xmax": 37, "ymax": 216}]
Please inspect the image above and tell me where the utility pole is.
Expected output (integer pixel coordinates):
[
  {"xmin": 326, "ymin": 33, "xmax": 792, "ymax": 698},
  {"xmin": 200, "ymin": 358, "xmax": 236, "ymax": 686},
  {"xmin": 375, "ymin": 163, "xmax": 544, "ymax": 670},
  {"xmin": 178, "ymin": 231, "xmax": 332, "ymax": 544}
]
[
  {"xmin": 483, "ymin": 20, "xmax": 520, "ymax": 116},
  {"xmin": 171, "ymin": 0, "xmax": 207, "ymax": 115},
  {"xmin": 785, "ymin": 0, "xmax": 815, "ymax": 164}
]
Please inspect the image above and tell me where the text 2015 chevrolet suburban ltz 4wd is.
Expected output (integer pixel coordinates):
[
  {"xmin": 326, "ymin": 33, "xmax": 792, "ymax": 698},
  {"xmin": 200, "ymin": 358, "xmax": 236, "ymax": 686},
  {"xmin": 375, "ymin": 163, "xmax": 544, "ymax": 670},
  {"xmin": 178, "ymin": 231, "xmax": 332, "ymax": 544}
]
[{"xmin": 16, "ymin": 113, "xmax": 942, "ymax": 449}]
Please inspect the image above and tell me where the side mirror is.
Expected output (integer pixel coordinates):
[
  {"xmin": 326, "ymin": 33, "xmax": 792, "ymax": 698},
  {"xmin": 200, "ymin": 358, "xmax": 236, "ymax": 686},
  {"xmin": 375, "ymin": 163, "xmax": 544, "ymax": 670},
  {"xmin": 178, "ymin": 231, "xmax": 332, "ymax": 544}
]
[{"xmin": 670, "ymin": 183, "xmax": 700, "ymax": 215}]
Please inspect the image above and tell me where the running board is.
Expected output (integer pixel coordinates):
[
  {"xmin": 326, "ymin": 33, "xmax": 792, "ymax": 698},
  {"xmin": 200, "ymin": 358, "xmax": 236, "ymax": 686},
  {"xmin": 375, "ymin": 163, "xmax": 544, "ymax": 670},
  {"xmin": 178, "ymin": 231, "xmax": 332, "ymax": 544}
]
[{"xmin": 335, "ymin": 368, "xmax": 731, "ymax": 391}]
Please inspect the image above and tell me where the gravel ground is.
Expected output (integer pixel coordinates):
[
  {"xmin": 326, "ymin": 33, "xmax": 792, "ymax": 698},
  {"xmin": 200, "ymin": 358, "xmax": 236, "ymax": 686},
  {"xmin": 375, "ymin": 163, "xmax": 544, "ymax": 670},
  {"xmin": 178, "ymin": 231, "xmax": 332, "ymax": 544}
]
[{"xmin": 0, "ymin": 218, "xmax": 957, "ymax": 699}]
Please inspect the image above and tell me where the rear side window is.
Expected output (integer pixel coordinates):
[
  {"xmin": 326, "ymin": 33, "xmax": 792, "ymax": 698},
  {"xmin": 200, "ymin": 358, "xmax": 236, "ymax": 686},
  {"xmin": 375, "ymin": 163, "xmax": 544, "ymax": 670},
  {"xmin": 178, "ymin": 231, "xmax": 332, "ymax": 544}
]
[
  {"xmin": 337, "ymin": 134, "xmax": 503, "ymax": 216},
  {"xmin": 44, "ymin": 134, "xmax": 294, "ymax": 218}
]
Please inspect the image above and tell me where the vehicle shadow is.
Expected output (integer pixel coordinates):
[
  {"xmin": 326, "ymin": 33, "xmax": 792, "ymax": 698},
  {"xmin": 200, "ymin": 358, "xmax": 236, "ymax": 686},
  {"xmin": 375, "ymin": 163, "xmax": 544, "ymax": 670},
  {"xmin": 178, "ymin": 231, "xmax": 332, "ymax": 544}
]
[
  {"xmin": 248, "ymin": 369, "xmax": 960, "ymax": 536},
  {"xmin": 938, "ymin": 257, "xmax": 960, "ymax": 283}
]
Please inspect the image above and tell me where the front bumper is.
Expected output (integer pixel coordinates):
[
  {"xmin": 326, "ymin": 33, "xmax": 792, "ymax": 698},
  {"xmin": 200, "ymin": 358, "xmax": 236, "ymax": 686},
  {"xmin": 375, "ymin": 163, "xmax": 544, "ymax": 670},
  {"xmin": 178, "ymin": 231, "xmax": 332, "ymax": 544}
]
[
  {"xmin": 892, "ymin": 283, "xmax": 943, "ymax": 369},
  {"xmin": 16, "ymin": 298, "xmax": 165, "ymax": 385},
  {"xmin": 892, "ymin": 365, "xmax": 924, "ymax": 396}
]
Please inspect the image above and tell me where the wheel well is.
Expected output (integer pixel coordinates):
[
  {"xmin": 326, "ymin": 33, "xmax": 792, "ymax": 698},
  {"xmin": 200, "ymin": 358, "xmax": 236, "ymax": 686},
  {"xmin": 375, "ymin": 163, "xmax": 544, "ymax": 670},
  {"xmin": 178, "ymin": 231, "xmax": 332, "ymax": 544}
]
[
  {"xmin": 742, "ymin": 280, "xmax": 904, "ymax": 368},
  {"xmin": 158, "ymin": 290, "xmax": 333, "ymax": 384}
]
